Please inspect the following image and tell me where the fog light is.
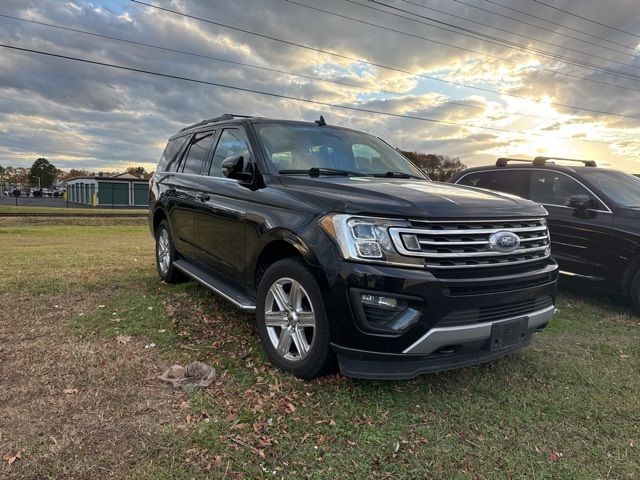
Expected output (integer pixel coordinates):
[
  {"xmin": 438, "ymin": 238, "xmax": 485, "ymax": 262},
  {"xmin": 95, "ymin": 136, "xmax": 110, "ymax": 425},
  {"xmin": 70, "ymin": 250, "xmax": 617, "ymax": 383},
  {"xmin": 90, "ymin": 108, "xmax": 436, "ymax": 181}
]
[{"xmin": 361, "ymin": 294, "xmax": 398, "ymax": 308}]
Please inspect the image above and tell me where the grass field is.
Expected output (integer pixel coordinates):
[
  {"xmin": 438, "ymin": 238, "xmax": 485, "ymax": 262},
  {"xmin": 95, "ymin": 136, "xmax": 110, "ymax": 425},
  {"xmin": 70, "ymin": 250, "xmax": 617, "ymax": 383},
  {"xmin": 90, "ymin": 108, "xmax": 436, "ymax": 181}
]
[
  {"xmin": 1, "ymin": 217, "xmax": 638, "ymax": 479},
  {"xmin": 0, "ymin": 205, "xmax": 148, "ymax": 215}
]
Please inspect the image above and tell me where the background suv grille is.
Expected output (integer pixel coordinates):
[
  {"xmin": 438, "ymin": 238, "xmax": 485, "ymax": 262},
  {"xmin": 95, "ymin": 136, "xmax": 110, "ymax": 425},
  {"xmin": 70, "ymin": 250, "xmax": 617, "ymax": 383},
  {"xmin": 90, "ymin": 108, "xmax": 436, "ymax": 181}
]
[{"xmin": 390, "ymin": 218, "xmax": 550, "ymax": 269}]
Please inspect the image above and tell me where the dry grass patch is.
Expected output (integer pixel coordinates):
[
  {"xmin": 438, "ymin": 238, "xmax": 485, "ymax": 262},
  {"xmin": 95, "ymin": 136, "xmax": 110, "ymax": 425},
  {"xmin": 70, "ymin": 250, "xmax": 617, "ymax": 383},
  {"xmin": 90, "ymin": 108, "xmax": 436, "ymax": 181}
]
[{"xmin": 0, "ymin": 290, "xmax": 185, "ymax": 479}]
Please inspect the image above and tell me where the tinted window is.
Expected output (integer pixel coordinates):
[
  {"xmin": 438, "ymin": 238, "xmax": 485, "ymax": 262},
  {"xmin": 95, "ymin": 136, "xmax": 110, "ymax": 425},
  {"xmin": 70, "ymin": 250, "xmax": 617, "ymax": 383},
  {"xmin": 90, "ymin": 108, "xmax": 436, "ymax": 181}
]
[
  {"xmin": 255, "ymin": 124, "xmax": 424, "ymax": 177},
  {"xmin": 579, "ymin": 170, "xmax": 640, "ymax": 207},
  {"xmin": 209, "ymin": 129, "xmax": 251, "ymax": 177},
  {"xmin": 158, "ymin": 135, "xmax": 188, "ymax": 172},
  {"xmin": 182, "ymin": 132, "xmax": 216, "ymax": 175},
  {"xmin": 458, "ymin": 170, "xmax": 525, "ymax": 196},
  {"xmin": 529, "ymin": 171, "xmax": 590, "ymax": 206}
]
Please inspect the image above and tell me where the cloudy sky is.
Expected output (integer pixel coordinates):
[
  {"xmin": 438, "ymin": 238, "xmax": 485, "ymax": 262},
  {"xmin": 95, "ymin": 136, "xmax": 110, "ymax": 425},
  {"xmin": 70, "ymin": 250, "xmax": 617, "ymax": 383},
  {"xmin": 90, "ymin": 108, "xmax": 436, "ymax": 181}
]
[{"xmin": 1, "ymin": 0, "xmax": 640, "ymax": 173}]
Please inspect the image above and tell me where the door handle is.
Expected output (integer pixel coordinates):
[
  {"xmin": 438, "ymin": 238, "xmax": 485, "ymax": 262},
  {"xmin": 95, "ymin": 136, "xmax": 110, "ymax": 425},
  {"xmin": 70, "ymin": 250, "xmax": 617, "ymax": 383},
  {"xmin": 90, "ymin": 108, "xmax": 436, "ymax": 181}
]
[{"xmin": 197, "ymin": 193, "xmax": 210, "ymax": 202}]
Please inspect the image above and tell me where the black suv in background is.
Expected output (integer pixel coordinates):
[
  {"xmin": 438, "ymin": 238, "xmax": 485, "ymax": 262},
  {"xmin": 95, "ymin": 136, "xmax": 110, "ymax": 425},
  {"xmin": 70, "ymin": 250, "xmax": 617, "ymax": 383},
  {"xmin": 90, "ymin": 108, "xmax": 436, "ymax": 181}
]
[
  {"xmin": 451, "ymin": 157, "xmax": 640, "ymax": 310},
  {"xmin": 149, "ymin": 115, "xmax": 557, "ymax": 379}
]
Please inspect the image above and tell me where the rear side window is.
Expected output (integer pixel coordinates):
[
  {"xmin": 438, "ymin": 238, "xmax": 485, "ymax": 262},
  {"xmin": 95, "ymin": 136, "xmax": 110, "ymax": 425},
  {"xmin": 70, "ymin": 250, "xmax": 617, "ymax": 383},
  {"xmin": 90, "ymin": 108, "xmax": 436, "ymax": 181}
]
[
  {"xmin": 209, "ymin": 128, "xmax": 252, "ymax": 177},
  {"xmin": 181, "ymin": 132, "xmax": 216, "ymax": 175},
  {"xmin": 458, "ymin": 170, "xmax": 525, "ymax": 196},
  {"xmin": 157, "ymin": 136, "xmax": 188, "ymax": 172}
]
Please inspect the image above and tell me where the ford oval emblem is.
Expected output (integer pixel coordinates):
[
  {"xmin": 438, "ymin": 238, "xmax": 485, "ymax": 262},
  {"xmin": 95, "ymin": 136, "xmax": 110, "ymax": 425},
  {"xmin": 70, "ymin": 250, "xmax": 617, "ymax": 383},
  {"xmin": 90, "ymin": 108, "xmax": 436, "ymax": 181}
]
[{"xmin": 488, "ymin": 230, "xmax": 520, "ymax": 253}]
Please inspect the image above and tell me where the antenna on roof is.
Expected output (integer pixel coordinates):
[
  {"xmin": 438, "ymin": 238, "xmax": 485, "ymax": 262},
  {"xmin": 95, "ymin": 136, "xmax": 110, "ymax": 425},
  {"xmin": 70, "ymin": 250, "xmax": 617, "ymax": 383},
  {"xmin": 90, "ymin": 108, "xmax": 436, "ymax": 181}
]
[{"xmin": 315, "ymin": 115, "xmax": 326, "ymax": 126}]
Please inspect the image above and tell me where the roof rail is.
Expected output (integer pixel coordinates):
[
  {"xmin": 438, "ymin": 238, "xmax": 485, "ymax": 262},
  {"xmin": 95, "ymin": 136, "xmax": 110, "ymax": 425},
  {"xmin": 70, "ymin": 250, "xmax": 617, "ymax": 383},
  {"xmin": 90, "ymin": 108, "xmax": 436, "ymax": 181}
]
[
  {"xmin": 533, "ymin": 156, "xmax": 597, "ymax": 167},
  {"xmin": 179, "ymin": 113, "xmax": 252, "ymax": 132},
  {"xmin": 496, "ymin": 157, "xmax": 532, "ymax": 167}
]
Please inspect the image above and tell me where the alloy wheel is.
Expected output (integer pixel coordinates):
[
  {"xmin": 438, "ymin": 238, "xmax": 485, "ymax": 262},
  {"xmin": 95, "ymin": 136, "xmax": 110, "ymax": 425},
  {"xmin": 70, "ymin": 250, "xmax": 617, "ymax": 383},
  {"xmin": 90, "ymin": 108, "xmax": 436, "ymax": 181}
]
[
  {"xmin": 157, "ymin": 228, "xmax": 171, "ymax": 275},
  {"xmin": 264, "ymin": 277, "xmax": 316, "ymax": 362}
]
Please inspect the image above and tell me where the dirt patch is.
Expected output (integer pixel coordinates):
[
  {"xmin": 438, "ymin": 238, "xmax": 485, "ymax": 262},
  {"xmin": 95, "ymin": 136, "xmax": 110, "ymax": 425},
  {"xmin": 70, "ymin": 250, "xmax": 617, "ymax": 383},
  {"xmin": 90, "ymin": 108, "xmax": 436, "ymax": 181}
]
[{"xmin": 0, "ymin": 292, "xmax": 183, "ymax": 479}]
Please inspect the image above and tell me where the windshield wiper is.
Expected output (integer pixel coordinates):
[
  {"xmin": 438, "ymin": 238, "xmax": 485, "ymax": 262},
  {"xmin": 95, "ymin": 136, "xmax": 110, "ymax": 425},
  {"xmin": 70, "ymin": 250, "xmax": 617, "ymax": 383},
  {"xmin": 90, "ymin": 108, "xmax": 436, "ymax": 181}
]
[
  {"xmin": 370, "ymin": 171, "xmax": 425, "ymax": 179},
  {"xmin": 279, "ymin": 167, "xmax": 365, "ymax": 177}
]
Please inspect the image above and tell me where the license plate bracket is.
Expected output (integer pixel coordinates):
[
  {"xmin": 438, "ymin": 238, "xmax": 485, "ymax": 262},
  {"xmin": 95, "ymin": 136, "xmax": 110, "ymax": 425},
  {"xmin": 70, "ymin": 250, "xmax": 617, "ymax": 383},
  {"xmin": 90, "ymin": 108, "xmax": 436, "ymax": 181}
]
[{"xmin": 489, "ymin": 318, "xmax": 528, "ymax": 351}]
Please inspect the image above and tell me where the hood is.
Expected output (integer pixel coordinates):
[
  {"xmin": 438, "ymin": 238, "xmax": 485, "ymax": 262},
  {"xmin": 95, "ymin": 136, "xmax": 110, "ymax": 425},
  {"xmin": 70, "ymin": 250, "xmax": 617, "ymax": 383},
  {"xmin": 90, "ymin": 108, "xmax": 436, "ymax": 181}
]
[{"xmin": 276, "ymin": 176, "xmax": 546, "ymax": 218}]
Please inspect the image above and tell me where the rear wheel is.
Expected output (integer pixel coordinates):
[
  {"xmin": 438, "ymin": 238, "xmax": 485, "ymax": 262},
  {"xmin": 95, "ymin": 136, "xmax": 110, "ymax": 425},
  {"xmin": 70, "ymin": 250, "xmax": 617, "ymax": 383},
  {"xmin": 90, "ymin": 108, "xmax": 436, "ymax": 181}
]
[
  {"xmin": 256, "ymin": 258, "xmax": 336, "ymax": 379},
  {"xmin": 630, "ymin": 270, "xmax": 640, "ymax": 312},
  {"xmin": 155, "ymin": 220, "xmax": 185, "ymax": 284}
]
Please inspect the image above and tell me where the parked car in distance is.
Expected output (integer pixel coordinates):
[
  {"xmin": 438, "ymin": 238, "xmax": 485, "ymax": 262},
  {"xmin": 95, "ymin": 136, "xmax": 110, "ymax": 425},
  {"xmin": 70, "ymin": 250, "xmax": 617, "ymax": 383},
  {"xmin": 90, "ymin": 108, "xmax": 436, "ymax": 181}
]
[
  {"xmin": 451, "ymin": 156, "xmax": 640, "ymax": 310},
  {"xmin": 149, "ymin": 114, "xmax": 558, "ymax": 379}
]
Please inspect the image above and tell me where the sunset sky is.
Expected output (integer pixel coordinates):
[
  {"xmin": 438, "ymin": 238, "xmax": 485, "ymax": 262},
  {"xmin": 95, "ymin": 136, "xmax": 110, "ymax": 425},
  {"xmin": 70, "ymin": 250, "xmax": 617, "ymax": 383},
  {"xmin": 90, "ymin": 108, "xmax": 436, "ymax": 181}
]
[{"xmin": 1, "ymin": 0, "xmax": 640, "ymax": 173}]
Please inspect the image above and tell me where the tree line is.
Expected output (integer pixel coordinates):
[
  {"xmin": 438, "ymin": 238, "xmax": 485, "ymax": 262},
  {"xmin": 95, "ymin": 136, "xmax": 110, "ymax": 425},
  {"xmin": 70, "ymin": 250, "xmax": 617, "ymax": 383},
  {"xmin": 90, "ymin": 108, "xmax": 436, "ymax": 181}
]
[
  {"xmin": 0, "ymin": 159, "xmax": 153, "ymax": 188},
  {"xmin": 400, "ymin": 151, "xmax": 466, "ymax": 181},
  {"xmin": 0, "ymin": 151, "xmax": 466, "ymax": 188}
]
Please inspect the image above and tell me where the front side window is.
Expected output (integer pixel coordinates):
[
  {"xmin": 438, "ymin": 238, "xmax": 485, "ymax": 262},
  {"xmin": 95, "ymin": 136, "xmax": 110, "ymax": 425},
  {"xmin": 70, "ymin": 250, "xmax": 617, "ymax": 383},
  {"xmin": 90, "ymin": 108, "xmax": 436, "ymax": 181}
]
[
  {"xmin": 209, "ymin": 129, "xmax": 252, "ymax": 177},
  {"xmin": 529, "ymin": 171, "xmax": 590, "ymax": 207},
  {"xmin": 458, "ymin": 170, "xmax": 525, "ymax": 196},
  {"xmin": 181, "ymin": 132, "xmax": 216, "ymax": 174},
  {"xmin": 255, "ymin": 124, "xmax": 424, "ymax": 177},
  {"xmin": 580, "ymin": 170, "xmax": 640, "ymax": 208}
]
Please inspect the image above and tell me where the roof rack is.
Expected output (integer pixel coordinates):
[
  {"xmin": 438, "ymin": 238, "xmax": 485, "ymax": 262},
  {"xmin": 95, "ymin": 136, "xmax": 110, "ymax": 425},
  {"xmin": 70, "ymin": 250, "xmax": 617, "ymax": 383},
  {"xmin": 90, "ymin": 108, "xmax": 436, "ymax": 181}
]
[
  {"xmin": 495, "ymin": 157, "xmax": 532, "ymax": 167},
  {"xmin": 179, "ymin": 114, "xmax": 252, "ymax": 132},
  {"xmin": 533, "ymin": 156, "xmax": 597, "ymax": 167}
]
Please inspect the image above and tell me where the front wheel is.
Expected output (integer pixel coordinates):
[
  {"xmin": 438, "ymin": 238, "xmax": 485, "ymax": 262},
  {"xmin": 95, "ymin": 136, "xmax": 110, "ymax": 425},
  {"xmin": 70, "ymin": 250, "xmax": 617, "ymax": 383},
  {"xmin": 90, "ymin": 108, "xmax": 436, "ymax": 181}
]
[{"xmin": 256, "ymin": 258, "xmax": 336, "ymax": 379}]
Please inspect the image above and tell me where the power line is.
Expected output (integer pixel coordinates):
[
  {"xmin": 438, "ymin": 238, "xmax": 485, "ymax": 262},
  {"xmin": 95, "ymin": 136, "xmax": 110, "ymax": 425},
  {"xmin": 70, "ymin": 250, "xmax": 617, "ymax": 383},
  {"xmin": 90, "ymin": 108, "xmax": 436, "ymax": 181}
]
[
  {"xmin": 532, "ymin": 0, "xmax": 640, "ymax": 40},
  {"xmin": 0, "ymin": 13, "xmax": 559, "ymax": 122},
  {"xmin": 476, "ymin": 0, "xmax": 639, "ymax": 52},
  {"xmin": 402, "ymin": 0, "xmax": 638, "ymax": 60},
  {"xmin": 128, "ymin": 0, "xmax": 640, "ymax": 121},
  {"xmin": 308, "ymin": 0, "xmax": 640, "ymax": 86},
  {"xmin": 0, "ymin": 43, "xmax": 617, "ymax": 144},
  {"xmin": 339, "ymin": 0, "xmax": 640, "ymax": 83},
  {"xmin": 360, "ymin": 0, "xmax": 640, "ymax": 79}
]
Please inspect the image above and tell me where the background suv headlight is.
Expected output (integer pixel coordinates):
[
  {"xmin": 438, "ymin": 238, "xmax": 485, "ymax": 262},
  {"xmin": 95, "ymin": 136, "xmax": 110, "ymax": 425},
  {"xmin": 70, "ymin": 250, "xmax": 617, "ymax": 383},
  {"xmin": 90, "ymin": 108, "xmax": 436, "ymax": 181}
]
[{"xmin": 320, "ymin": 214, "xmax": 423, "ymax": 267}]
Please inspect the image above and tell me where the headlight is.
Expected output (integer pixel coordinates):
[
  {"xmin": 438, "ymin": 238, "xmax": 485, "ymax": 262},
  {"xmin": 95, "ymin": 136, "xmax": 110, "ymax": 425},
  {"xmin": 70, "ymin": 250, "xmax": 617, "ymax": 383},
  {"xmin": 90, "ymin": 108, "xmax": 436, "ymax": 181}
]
[{"xmin": 319, "ymin": 214, "xmax": 423, "ymax": 267}]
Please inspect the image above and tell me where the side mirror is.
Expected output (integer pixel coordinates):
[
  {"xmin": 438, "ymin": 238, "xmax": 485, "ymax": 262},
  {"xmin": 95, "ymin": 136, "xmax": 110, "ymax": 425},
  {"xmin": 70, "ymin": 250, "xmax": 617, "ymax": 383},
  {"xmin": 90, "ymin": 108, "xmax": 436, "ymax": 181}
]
[
  {"xmin": 565, "ymin": 194, "xmax": 593, "ymax": 210},
  {"xmin": 221, "ymin": 155, "xmax": 252, "ymax": 182}
]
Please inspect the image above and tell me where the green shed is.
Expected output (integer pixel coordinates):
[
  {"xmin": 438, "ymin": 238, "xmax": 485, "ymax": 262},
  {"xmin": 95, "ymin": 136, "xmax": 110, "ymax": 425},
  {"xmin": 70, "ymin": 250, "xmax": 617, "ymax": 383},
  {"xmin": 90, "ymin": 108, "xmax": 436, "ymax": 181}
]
[{"xmin": 64, "ymin": 172, "xmax": 148, "ymax": 208}]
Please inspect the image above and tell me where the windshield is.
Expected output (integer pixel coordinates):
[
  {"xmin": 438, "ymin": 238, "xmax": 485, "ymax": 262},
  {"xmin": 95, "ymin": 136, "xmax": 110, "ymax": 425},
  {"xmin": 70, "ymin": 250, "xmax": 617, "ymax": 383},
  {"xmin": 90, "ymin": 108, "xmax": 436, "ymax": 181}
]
[
  {"xmin": 255, "ymin": 124, "xmax": 425, "ymax": 178},
  {"xmin": 581, "ymin": 170, "xmax": 640, "ymax": 207}
]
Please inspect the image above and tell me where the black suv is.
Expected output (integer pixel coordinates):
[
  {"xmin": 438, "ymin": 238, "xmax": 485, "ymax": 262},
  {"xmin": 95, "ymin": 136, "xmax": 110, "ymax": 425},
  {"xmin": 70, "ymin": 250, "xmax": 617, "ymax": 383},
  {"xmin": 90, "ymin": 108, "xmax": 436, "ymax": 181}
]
[
  {"xmin": 451, "ymin": 157, "xmax": 640, "ymax": 310},
  {"xmin": 149, "ymin": 115, "xmax": 557, "ymax": 379}
]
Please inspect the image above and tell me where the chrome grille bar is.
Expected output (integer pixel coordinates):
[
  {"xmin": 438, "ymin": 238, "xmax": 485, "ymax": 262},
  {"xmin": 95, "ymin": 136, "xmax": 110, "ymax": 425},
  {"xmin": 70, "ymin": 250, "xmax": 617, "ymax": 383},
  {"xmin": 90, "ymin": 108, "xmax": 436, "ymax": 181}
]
[{"xmin": 389, "ymin": 217, "xmax": 551, "ymax": 270}]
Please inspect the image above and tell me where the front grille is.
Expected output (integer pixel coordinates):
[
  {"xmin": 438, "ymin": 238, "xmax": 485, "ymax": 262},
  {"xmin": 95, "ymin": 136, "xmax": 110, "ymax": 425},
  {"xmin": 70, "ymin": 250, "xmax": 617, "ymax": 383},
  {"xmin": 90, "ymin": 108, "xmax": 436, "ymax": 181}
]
[
  {"xmin": 389, "ymin": 218, "xmax": 550, "ymax": 270},
  {"xmin": 438, "ymin": 295, "xmax": 554, "ymax": 327}
]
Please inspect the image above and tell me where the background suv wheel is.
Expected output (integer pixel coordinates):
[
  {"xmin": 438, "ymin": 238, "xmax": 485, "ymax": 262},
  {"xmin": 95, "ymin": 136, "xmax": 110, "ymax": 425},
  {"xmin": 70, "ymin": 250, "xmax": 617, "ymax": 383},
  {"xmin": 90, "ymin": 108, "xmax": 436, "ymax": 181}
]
[
  {"xmin": 256, "ymin": 258, "xmax": 336, "ymax": 379},
  {"xmin": 155, "ymin": 220, "xmax": 185, "ymax": 284}
]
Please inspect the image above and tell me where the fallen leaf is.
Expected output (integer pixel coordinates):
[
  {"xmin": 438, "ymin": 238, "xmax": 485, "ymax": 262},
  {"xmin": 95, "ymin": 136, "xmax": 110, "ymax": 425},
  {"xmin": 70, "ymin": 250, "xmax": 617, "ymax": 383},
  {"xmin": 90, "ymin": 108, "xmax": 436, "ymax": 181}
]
[
  {"xmin": 3, "ymin": 451, "xmax": 22, "ymax": 465},
  {"xmin": 329, "ymin": 419, "xmax": 336, "ymax": 426},
  {"xmin": 286, "ymin": 402, "xmax": 296, "ymax": 413},
  {"xmin": 63, "ymin": 388, "xmax": 78, "ymax": 395}
]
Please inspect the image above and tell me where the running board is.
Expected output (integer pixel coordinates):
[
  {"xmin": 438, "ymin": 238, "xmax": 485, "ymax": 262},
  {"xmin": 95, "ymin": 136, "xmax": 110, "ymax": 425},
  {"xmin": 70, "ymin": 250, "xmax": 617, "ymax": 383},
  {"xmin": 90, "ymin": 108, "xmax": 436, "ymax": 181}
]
[{"xmin": 173, "ymin": 259, "xmax": 256, "ymax": 311}]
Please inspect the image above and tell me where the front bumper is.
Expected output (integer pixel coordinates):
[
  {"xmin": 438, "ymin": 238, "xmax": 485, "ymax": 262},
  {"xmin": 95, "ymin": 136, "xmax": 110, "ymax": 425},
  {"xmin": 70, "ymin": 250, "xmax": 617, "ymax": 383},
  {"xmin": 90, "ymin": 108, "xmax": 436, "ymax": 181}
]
[
  {"xmin": 332, "ymin": 304, "xmax": 555, "ymax": 379},
  {"xmin": 318, "ymin": 258, "xmax": 558, "ymax": 379}
]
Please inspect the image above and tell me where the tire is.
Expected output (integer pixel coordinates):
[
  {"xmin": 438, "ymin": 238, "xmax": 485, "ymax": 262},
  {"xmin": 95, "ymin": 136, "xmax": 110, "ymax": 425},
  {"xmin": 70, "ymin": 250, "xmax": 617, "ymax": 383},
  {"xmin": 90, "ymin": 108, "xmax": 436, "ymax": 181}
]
[
  {"xmin": 155, "ymin": 220, "xmax": 185, "ymax": 284},
  {"xmin": 631, "ymin": 270, "xmax": 640, "ymax": 312},
  {"xmin": 256, "ymin": 258, "xmax": 337, "ymax": 379}
]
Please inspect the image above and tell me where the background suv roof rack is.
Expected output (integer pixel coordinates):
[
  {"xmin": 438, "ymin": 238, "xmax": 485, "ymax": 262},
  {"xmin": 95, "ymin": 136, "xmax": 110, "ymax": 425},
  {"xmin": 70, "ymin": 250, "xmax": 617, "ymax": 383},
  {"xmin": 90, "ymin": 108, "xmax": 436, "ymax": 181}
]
[
  {"xmin": 179, "ymin": 114, "xmax": 252, "ymax": 132},
  {"xmin": 533, "ymin": 156, "xmax": 597, "ymax": 167},
  {"xmin": 495, "ymin": 157, "xmax": 533, "ymax": 167}
]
